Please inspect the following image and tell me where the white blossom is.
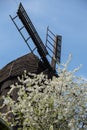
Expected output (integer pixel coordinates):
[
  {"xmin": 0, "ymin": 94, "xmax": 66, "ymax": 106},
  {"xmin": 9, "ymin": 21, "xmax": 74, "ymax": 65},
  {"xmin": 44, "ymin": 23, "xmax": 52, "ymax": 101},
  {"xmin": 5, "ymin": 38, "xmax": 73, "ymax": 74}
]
[
  {"xmin": 0, "ymin": 56, "xmax": 87, "ymax": 130},
  {"xmin": 3, "ymin": 98, "xmax": 10, "ymax": 105}
]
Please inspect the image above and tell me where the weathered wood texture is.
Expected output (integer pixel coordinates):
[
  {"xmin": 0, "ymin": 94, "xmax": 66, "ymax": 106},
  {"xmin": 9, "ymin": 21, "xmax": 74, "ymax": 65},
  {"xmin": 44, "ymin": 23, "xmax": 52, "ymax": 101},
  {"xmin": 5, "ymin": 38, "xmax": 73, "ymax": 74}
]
[{"xmin": 0, "ymin": 53, "xmax": 46, "ymax": 84}]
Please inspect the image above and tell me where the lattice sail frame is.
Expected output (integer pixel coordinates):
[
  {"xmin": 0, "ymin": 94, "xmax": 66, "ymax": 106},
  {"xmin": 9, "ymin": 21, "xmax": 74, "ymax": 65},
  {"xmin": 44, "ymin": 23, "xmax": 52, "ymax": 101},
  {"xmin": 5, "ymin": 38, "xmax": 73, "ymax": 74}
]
[{"xmin": 46, "ymin": 27, "xmax": 62, "ymax": 69}]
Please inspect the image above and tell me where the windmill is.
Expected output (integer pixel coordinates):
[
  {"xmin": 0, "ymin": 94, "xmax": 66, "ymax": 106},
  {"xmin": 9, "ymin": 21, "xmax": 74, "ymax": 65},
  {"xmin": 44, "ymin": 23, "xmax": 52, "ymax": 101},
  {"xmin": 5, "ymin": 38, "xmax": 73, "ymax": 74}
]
[
  {"xmin": 9, "ymin": 3, "xmax": 62, "ymax": 76},
  {"xmin": 0, "ymin": 3, "xmax": 62, "ymax": 129},
  {"xmin": 0, "ymin": 2, "xmax": 62, "ymax": 98}
]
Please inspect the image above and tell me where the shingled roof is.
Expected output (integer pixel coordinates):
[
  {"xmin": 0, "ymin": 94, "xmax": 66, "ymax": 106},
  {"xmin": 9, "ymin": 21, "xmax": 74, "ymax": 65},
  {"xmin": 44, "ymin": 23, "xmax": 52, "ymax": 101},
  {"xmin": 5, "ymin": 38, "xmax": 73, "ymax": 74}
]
[{"xmin": 0, "ymin": 53, "xmax": 46, "ymax": 84}]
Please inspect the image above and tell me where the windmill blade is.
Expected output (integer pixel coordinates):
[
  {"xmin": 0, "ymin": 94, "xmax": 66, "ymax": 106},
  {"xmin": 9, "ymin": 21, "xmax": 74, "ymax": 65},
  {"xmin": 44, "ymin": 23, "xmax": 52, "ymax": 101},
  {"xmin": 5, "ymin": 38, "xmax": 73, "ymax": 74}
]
[
  {"xmin": 51, "ymin": 35, "xmax": 62, "ymax": 69},
  {"xmin": 55, "ymin": 35, "xmax": 62, "ymax": 63},
  {"xmin": 46, "ymin": 27, "xmax": 62, "ymax": 70},
  {"xmin": 17, "ymin": 3, "xmax": 54, "ymax": 71},
  {"xmin": 17, "ymin": 3, "xmax": 48, "ymax": 56}
]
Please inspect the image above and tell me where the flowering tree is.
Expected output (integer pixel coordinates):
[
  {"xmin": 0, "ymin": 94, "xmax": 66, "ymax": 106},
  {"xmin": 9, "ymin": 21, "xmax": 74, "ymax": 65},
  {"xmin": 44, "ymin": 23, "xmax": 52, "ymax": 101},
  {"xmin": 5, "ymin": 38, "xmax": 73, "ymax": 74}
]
[{"xmin": 0, "ymin": 54, "xmax": 87, "ymax": 130}]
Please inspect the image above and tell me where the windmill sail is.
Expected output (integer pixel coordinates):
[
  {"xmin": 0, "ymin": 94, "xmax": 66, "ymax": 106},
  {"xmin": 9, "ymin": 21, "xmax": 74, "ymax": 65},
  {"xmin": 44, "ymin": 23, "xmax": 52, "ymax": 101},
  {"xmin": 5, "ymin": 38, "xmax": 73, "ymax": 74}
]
[
  {"xmin": 46, "ymin": 27, "xmax": 62, "ymax": 70},
  {"xmin": 17, "ymin": 3, "xmax": 53, "ymax": 71}
]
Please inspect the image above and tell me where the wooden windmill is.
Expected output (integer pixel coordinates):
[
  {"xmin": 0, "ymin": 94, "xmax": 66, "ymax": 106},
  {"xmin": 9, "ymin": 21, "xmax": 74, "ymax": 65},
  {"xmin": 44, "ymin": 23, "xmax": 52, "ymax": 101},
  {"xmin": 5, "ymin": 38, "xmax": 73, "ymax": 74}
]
[
  {"xmin": 0, "ymin": 3, "xmax": 62, "ymax": 130},
  {"xmin": 0, "ymin": 2, "xmax": 62, "ymax": 96}
]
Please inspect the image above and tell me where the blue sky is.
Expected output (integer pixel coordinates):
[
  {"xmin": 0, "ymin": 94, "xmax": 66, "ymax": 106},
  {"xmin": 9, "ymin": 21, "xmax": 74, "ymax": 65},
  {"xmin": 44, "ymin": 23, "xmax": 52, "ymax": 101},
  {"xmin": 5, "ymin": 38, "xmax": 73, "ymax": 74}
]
[{"xmin": 0, "ymin": 0, "xmax": 87, "ymax": 77}]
